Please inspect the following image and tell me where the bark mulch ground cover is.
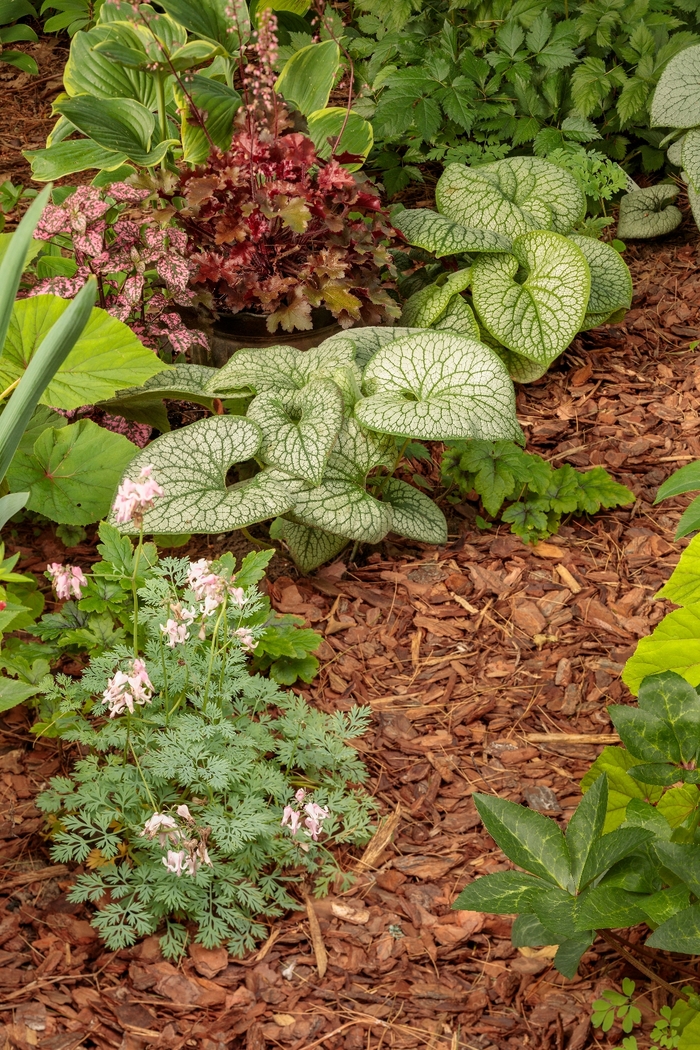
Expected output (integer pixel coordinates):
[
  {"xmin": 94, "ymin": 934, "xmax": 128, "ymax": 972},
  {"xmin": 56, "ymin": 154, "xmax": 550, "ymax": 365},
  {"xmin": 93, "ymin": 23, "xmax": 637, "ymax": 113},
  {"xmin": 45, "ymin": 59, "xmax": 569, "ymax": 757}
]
[{"xmin": 5, "ymin": 39, "xmax": 700, "ymax": 1050}]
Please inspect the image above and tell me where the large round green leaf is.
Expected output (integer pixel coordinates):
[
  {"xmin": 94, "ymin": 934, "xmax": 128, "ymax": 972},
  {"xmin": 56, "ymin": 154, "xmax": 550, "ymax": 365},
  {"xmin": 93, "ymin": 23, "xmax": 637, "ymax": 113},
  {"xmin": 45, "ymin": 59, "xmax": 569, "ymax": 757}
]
[
  {"xmin": 7, "ymin": 419, "xmax": 138, "ymax": 525},
  {"xmin": 0, "ymin": 296, "xmax": 169, "ymax": 410},
  {"xmin": 650, "ymin": 43, "xmax": 700, "ymax": 128},
  {"xmin": 110, "ymin": 416, "xmax": 303, "ymax": 535},
  {"xmin": 307, "ymin": 107, "xmax": 373, "ymax": 168},
  {"xmin": 324, "ymin": 417, "xmax": 395, "ymax": 482},
  {"xmin": 568, "ymin": 234, "xmax": 633, "ymax": 331},
  {"xmin": 356, "ymin": 330, "xmax": 521, "ymax": 441},
  {"xmin": 321, "ymin": 326, "xmax": 421, "ymax": 370},
  {"xmin": 64, "ymin": 25, "xmax": 156, "ymax": 106},
  {"xmin": 393, "ymin": 208, "xmax": 512, "ymax": 258},
  {"xmin": 471, "ymin": 231, "xmax": 590, "ymax": 365},
  {"xmin": 275, "ymin": 40, "xmax": 340, "ymax": 116},
  {"xmin": 432, "ymin": 295, "xmax": 481, "ymax": 340},
  {"xmin": 436, "ymin": 157, "xmax": 586, "ymax": 237}
]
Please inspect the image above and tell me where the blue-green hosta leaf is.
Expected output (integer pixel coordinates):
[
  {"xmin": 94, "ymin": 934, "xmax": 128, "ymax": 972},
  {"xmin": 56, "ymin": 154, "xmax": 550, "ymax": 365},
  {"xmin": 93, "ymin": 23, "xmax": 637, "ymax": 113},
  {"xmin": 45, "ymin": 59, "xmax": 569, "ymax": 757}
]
[
  {"xmin": 290, "ymin": 480, "xmax": 392, "ymax": 544},
  {"xmin": 400, "ymin": 269, "xmax": 472, "ymax": 328},
  {"xmin": 650, "ymin": 43, "xmax": 700, "ymax": 128},
  {"xmin": 433, "ymin": 295, "xmax": 481, "ymax": 339},
  {"xmin": 25, "ymin": 140, "xmax": 128, "ymax": 181},
  {"xmin": 157, "ymin": 0, "xmax": 251, "ymax": 56},
  {"xmin": 622, "ymin": 604, "xmax": 700, "ymax": 694},
  {"xmin": 55, "ymin": 97, "xmax": 175, "ymax": 167},
  {"xmin": 436, "ymin": 157, "xmax": 585, "ymax": 237},
  {"xmin": 682, "ymin": 128, "xmax": 700, "ymax": 193},
  {"xmin": 207, "ymin": 341, "xmax": 357, "ymax": 397},
  {"xmin": 110, "ymin": 416, "xmax": 301, "ymax": 535},
  {"xmin": 381, "ymin": 478, "xmax": 447, "ymax": 544},
  {"xmin": 275, "ymin": 40, "xmax": 340, "ymax": 115},
  {"xmin": 471, "ymin": 231, "xmax": 590, "ymax": 365},
  {"xmin": 0, "ymin": 297, "xmax": 168, "ymax": 410},
  {"xmin": 321, "ymin": 326, "xmax": 420, "ymax": 370},
  {"xmin": 657, "ymin": 533, "xmax": 700, "ymax": 606},
  {"xmin": 616, "ymin": 186, "xmax": 683, "ymax": 240},
  {"xmin": 356, "ymin": 330, "xmax": 520, "ymax": 442},
  {"xmin": 568, "ymin": 234, "xmax": 633, "ymax": 330},
  {"xmin": 393, "ymin": 208, "xmax": 512, "ymax": 258},
  {"xmin": 63, "ymin": 25, "xmax": 156, "ymax": 105},
  {"xmin": 474, "ymin": 792, "xmax": 572, "ymax": 888},
  {"xmin": 275, "ymin": 519, "xmax": 347, "ymax": 573},
  {"xmin": 7, "ymin": 420, "xmax": 138, "ymax": 525},
  {"xmin": 247, "ymin": 379, "xmax": 345, "ymax": 484}
]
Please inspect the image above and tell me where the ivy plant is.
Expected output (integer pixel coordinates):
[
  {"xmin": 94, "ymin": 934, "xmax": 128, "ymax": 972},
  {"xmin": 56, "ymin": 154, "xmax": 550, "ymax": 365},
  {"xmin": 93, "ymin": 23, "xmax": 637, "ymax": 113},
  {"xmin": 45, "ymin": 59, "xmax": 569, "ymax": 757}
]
[
  {"xmin": 393, "ymin": 156, "xmax": 633, "ymax": 382},
  {"xmin": 105, "ymin": 327, "xmax": 521, "ymax": 571}
]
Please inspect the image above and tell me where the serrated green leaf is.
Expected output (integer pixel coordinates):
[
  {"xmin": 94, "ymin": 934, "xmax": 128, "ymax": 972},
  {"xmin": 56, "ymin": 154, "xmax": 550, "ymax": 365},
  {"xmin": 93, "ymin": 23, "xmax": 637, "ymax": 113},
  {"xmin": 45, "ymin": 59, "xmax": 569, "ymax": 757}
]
[
  {"xmin": 276, "ymin": 520, "xmax": 347, "ymax": 573},
  {"xmin": 471, "ymin": 231, "xmax": 590, "ymax": 365},
  {"xmin": 393, "ymin": 208, "xmax": 512, "ymax": 257},
  {"xmin": 657, "ymin": 533, "xmax": 700, "ymax": 605},
  {"xmin": 574, "ymin": 885, "xmax": 650, "ymax": 931},
  {"xmin": 453, "ymin": 871, "xmax": 543, "ymax": 914},
  {"xmin": 436, "ymin": 157, "xmax": 585, "ymax": 236},
  {"xmin": 646, "ymin": 903, "xmax": 700, "ymax": 953},
  {"xmin": 356, "ymin": 330, "xmax": 521, "ymax": 442},
  {"xmin": 207, "ymin": 341, "xmax": 357, "ymax": 397},
  {"xmin": 622, "ymin": 604, "xmax": 700, "ymax": 694},
  {"xmin": 651, "ymin": 43, "xmax": 700, "ymax": 128},
  {"xmin": 176, "ymin": 74, "xmax": 242, "ymax": 164},
  {"xmin": 473, "ymin": 793, "xmax": 572, "ymax": 889},
  {"xmin": 574, "ymin": 467, "xmax": 634, "ymax": 514},
  {"xmin": 530, "ymin": 886, "xmax": 578, "ymax": 941},
  {"xmin": 568, "ymin": 234, "xmax": 633, "ymax": 329},
  {"xmin": 380, "ymin": 478, "xmax": 447, "ymax": 544},
  {"xmin": 0, "ymin": 677, "xmax": 41, "ymax": 711},
  {"xmin": 248, "ymin": 379, "xmax": 344, "ymax": 484},
  {"xmin": 616, "ymin": 186, "xmax": 683, "ymax": 240},
  {"xmin": 580, "ymin": 746, "xmax": 664, "ymax": 831},
  {"xmin": 400, "ymin": 268, "xmax": 472, "ymax": 328}
]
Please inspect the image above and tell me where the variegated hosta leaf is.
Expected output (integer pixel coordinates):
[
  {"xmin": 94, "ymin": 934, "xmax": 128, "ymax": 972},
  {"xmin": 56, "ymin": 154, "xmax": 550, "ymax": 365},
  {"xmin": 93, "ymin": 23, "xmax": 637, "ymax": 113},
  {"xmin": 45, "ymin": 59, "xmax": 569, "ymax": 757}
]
[
  {"xmin": 393, "ymin": 208, "xmax": 512, "ymax": 257},
  {"xmin": 682, "ymin": 128, "xmax": 700, "ymax": 192},
  {"xmin": 471, "ymin": 231, "xmax": 590, "ymax": 365},
  {"xmin": 247, "ymin": 379, "xmax": 344, "ymax": 484},
  {"xmin": 290, "ymin": 479, "xmax": 392, "ymax": 544},
  {"xmin": 356, "ymin": 330, "xmax": 521, "ymax": 441},
  {"xmin": 275, "ymin": 519, "xmax": 347, "ymax": 573},
  {"xmin": 325, "ymin": 417, "xmax": 395, "ymax": 483},
  {"xmin": 322, "ymin": 326, "xmax": 421, "ymax": 369},
  {"xmin": 616, "ymin": 185, "xmax": 683, "ymax": 239},
  {"xmin": 492, "ymin": 345, "xmax": 550, "ymax": 383},
  {"xmin": 110, "ymin": 416, "xmax": 299, "ymax": 535},
  {"xmin": 436, "ymin": 157, "xmax": 586, "ymax": 237},
  {"xmin": 433, "ymin": 295, "xmax": 481, "ymax": 339},
  {"xmin": 568, "ymin": 234, "xmax": 633, "ymax": 330},
  {"xmin": 650, "ymin": 43, "xmax": 700, "ymax": 129},
  {"xmin": 381, "ymin": 478, "xmax": 447, "ymax": 544},
  {"xmin": 400, "ymin": 268, "xmax": 472, "ymax": 328},
  {"xmin": 667, "ymin": 136, "xmax": 685, "ymax": 167},
  {"xmin": 206, "ymin": 341, "xmax": 357, "ymax": 397}
]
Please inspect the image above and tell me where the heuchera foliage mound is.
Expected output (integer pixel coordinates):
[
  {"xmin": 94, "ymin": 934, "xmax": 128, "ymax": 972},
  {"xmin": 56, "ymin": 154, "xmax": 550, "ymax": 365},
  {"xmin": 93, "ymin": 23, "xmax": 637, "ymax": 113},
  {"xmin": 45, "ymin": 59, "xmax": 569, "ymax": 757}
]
[{"xmin": 173, "ymin": 126, "xmax": 402, "ymax": 334}]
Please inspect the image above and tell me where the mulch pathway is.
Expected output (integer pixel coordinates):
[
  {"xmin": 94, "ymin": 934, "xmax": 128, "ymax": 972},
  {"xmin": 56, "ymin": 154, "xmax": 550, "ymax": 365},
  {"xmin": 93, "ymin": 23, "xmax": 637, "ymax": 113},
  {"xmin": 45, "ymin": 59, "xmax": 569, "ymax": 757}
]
[{"xmin": 4, "ymin": 39, "xmax": 700, "ymax": 1049}]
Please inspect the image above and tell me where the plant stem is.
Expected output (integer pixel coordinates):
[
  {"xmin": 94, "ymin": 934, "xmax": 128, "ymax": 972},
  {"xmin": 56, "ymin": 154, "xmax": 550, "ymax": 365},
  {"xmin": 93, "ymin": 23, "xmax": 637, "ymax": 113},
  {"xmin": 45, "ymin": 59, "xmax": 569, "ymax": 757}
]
[
  {"xmin": 130, "ymin": 743, "xmax": 159, "ymax": 812},
  {"xmin": 202, "ymin": 602, "xmax": 226, "ymax": 710},
  {"xmin": 131, "ymin": 525, "xmax": 144, "ymax": 656},
  {"xmin": 598, "ymin": 929, "xmax": 694, "ymax": 1004}
]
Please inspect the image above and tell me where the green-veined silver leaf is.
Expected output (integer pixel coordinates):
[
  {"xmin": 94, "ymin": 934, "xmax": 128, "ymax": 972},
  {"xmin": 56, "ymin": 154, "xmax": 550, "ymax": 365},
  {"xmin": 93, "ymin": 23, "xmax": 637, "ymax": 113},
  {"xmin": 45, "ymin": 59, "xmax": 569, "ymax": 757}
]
[
  {"xmin": 321, "ymin": 326, "xmax": 420, "ymax": 369},
  {"xmin": 393, "ymin": 208, "xmax": 512, "ymax": 257},
  {"xmin": 650, "ymin": 43, "xmax": 700, "ymax": 128},
  {"xmin": 568, "ymin": 234, "xmax": 633, "ymax": 330},
  {"xmin": 668, "ymin": 137, "xmax": 685, "ymax": 167},
  {"xmin": 247, "ymin": 379, "xmax": 345, "ymax": 484},
  {"xmin": 687, "ymin": 175, "xmax": 700, "ymax": 228},
  {"xmin": 381, "ymin": 478, "xmax": 447, "ymax": 544},
  {"xmin": 290, "ymin": 478, "xmax": 392, "ymax": 544},
  {"xmin": 683, "ymin": 128, "xmax": 700, "ymax": 194},
  {"xmin": 433, "ymin": 295, "xmax": 481, "ymax": 339},
  {"xmin": 492, "ymin": 345, "xmax": 550, "ymax": 383},
  {"xmin": 356, "ymin": 330, "xmax": 521, "ymax": 441},
  {"xmin": 400, "ymin": 269, "xmax": 472, "ymax": 328},
  {"xmin": 207, "ymin": 341, "xmax": 357, "ymax": 397},
  {"xmin": 110, "ymin": 416, "xmax": 301, "ymax": 535},
  {"xmin": 616, "ymin": 185, "xmax": 683, "ymax": 239},
  {"xmin": 324, "ymin": 417, "xmax": 395, "ymax": 483},
  {"xmin": 275, "ymin": 519, "xmax": 347, "ymax": 573},
  {"xmin": 100, "ymin": 362, "xmax": 218, "ymax": 405},
  {"xmin": 471, "ymin": 231, "xmax": 590, "ymax": 365},
  {"xmin": 436, "ymin": 157, "xmax": 585, "ymax": 237}
]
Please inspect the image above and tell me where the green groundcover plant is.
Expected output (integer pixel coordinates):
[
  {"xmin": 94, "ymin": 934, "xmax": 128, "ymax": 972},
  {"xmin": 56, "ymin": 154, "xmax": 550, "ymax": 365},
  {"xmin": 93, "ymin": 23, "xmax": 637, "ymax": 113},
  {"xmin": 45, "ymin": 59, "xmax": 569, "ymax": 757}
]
[{"xmin": 32, "ymin": 498, "xmax": 375, "ymax": 956}]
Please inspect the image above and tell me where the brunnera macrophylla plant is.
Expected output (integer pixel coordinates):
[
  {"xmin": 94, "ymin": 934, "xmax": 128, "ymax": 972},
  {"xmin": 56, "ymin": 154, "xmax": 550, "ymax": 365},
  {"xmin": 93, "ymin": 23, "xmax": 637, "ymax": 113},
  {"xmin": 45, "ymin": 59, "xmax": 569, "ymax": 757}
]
[
  {"xmin": 392, "ymin": 156, "xmax": 633, "ymax": 383},
  {"xmin": 35, "ymin": 474, "xmax": 374, "ymax": 957},
  {"xmin": 103, "ymin": 325, "xmax": 522, "ymax": 572}
]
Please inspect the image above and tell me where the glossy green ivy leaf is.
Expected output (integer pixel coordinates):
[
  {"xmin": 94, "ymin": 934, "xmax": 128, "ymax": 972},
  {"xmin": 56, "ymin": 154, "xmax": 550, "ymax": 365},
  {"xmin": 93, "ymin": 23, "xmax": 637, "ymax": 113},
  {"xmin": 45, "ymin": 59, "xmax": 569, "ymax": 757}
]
[{"xmin": 393, "ymin": 208, "xmax": 512, "ymax": 257}]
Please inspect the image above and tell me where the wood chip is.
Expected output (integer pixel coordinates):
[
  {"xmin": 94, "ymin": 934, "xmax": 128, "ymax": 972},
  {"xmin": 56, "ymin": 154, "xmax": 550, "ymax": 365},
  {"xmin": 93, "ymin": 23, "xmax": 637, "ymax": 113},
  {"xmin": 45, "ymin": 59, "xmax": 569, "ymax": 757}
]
[
  {"xmin": 304, "ymin": 894, "xmax": 328, "ymax": 979},
  {"xmin": 554, "ymin": 563, "xmax": 582, "ymax": 593},
  {"xmin": 524, "ymin": 733, "xmax": 619, "ymax": 743},
  {"xmin": 355, "ymin": 805, "xmax": 401, "ymax": 873}
]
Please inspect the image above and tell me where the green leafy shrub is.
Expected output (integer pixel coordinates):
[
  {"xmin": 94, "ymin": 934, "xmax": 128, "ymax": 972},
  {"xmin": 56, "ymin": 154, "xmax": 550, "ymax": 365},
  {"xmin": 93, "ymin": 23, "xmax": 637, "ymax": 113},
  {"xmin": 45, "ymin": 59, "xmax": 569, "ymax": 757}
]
[
  {"xmin": 393, "ymin": 156, "xmax": 633, "ymax": 382},
  {"xmin": 0, "ymin": 0, "xmax": 39, "ymax": 75},
  {"xmin": 34, "ymin": 527, "xmax": 374, "ymax": 955},
  {"xmin": 41, "ymin": 0, "xmax": 103, "ymax": 36},
  {"xmin": 442, "ymin": 439, "xmax": 634, "ymax": 543}
]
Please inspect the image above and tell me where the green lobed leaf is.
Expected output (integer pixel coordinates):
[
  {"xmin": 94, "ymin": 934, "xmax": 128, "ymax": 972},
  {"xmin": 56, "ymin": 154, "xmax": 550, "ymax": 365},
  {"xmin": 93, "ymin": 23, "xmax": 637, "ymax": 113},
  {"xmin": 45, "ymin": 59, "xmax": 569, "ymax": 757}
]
[
  {"xmin": 473, "ymin": 793, "xmax": 572, "ymax": 889},
  {"xmin": 0, "ymin": 297, "xmax": 168, "ymax": 410},
  {"xmin": 622, "ymin": 604, "xmax": 700, "ymax": 694},
  {"xmin": 380, "ymin": 478, "xmax": 447, "ymax": 544},
  {"xmin": 453, "ymin": 871, "xmax": 544, "ymax": 914},
  {"xmin": 274, "ymin": 519, "xmax": 347, "ymax": 574},
  {"xmin": 400, "ymin": 268, "xmax": 472, "ymax": 328},
  {"xmin": 471, "ymin": 231, "xmax": 590, "ymax": 365},
  {"xmin": 7, "ymin": 420, "xmax": 137, "ymax": 525},
  {"xmin": 275, "ymin": 40, "xmax": 340, "ymax": 116},
  {"xmin": 393, "ymin": 208, "xmax": 512, "ymax": 258},
  {"xmin": 616, "ymin": 186, "xmax": 683, "ymax": 240},
  {"xmin": 0, "ymin": 677, "xmax": 41, "ymax": 711},
  {"xmin": 356, "ymin": 330, "xmax": 521, "ymax": 442},
  {"xmin": 657, "ymin": 533, "xmax": 700, "ymax": 605},
  {"xmin": 568, "ymin": 234, "xmax": 633, "ymax": 329},
  {"xmin": 436, "ymin": 156, "xmax": 586, "ymax": 237},
  {"xmin": 650, "ymin": 43, "xmax": 700, "ymax": 128}
]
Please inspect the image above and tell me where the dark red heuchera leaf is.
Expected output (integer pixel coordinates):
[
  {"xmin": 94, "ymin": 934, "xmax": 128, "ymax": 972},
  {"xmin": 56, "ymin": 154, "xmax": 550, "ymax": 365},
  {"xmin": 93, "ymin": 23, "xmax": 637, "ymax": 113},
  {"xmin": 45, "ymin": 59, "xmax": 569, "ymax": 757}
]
[{"xmin": 170, "ymin": 126, "xmax": 401, "ymax": 333}]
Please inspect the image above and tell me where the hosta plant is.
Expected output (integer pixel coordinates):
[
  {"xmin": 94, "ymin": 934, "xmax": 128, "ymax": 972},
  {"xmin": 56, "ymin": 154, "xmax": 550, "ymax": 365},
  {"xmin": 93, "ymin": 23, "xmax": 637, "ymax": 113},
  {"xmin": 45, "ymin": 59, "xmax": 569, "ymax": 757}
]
[
  {"xmin": 103, "ymin": 325, "xmax": 521, "ymax": 571},
  {"xmin": 393, "ymin": 156, "xmax": 633, "ymax": 382},
  {"xmin": 0, "ymin": 0, "xmax": 39, "ymax": 75},
  {"xmin": 34, "ymin": 526, "xmax": 374, "ymax": 955}
]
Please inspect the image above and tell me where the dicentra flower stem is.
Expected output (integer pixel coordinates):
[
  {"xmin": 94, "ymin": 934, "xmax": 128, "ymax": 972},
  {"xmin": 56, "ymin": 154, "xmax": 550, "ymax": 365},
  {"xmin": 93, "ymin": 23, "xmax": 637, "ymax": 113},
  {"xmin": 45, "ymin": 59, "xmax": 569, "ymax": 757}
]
[
  {"xmin": 202, "ymin": 603, "xmax": 226, "ymax": 710},
  {"xmin": 130, "ymin": 743, "xmax": 158, "ymax": 812},
  {"xmin": 131, "ymin": 525, "xmax": 145, "ymax": 656}
]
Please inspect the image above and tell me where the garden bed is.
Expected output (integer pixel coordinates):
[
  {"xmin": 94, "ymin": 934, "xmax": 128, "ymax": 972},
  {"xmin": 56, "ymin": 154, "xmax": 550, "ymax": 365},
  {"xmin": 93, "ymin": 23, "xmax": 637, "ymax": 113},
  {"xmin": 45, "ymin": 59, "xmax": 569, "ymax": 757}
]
[{"xmin": 1, "ymin": 222, "xmax": 700, "ymax": 1047}]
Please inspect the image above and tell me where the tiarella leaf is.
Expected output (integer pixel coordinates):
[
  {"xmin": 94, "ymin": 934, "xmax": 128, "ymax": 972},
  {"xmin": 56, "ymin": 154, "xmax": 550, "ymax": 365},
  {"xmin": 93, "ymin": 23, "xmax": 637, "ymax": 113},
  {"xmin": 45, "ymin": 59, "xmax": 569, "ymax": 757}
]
[
  {"xmin": 473, "ymin": 793, "xmax": 572, "ymax": 888},
  {"xmin": 380, "ymin": 478, "xmax": 448, "ymax": 544},
  {"xmin": 393, "ymin": 208, "xmax": 512, "ymax": 257},
  {"xmin": 471, "ymin": 232, "xmax": 590, "ymax": 365}
]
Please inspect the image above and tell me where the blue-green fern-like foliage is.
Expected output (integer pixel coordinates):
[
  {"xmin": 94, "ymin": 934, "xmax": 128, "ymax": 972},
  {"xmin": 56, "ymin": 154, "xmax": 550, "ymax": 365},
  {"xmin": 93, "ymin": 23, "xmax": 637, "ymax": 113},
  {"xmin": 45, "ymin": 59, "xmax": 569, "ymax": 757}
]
[{"xmin": 35, "ymin": 530, "xmax": 375, "ymax": 957}]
